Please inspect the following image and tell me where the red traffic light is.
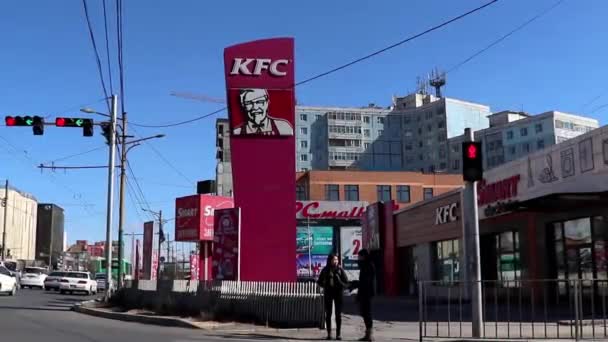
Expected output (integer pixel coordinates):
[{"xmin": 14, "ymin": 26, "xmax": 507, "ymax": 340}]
[
  {"xmin": 5, "ymin": 116, "xmax": 16, "ymax": 126},
  {"xmin": 467, "ymin": 144, "xmax": 478, "ymax": 159},
  {"xmin": 55, "ymin": 117, "xmax": 66, "ymax": 127}
]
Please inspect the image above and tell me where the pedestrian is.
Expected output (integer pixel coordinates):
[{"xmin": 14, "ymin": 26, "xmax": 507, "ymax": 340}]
[
  {"xmin": 354, "ymin": 248, "xmax": 376, "ymax": 341},
  {"xmin": 317, "ymin": 253, "xmax": 349, "ymax": 340}
]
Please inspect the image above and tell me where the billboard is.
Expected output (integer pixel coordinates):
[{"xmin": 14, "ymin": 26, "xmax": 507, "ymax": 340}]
[
  {"xmin": 224, "ymin": 38, "xmax": 296, "ymax": 282},
  {"xmin": 175, "ymin": 194, "xmax": 234, "ymax": 242},
  {"xmin": 212, "ymin": 208, "xmax": 241, "ymax": 281},
  {"xmin": 142, "ymin": 221, "xmax": 154, "ymax": 279},
  {"xmin": 340, "ymin": 226, "xmax": 362, "ymax": 279},
  {"xmin": 296, "ymin": 254, "xmax": 327, "ymax": 279},
  {"xmin": 296, "ymin": 226, "xmax": 334, "ymax": 255}
]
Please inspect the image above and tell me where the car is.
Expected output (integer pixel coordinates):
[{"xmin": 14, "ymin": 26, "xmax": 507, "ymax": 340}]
[
  {"xmin": 94, "ymin": 273, "xmax": 107, "ymax": 291},
  {"xmin": 0, "ymin": 265, "xmax": 17, "ymax": 296},
  {"xmin": 59, "ymin": 272, "xmax": 97, "ymax": 295},
  {"xmin": 44, "ymin": 271, "xmax": 66, "ymax": 291},
  {"xmin": 20, "ymin": 267, "xmax": 48, "ymax": 289}
]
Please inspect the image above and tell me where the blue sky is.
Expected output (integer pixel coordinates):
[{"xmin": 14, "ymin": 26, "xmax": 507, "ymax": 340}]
[{"xmin": 0, "ymin": 0, "xmax": 606, "ymax": 253}]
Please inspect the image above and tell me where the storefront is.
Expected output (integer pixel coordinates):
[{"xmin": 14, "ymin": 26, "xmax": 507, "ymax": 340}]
[
  {"xmin": 295, "ymin": 200, "xmax": 366, "ymax": 281},
  {"xmin": 393, "ymin": 125, "xmax": 608, "ymax": 297}
]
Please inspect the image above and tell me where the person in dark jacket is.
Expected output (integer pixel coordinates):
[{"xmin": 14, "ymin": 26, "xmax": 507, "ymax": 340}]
[
  {"xmin": 317, "ymin": 253, "xmax": 349, "ymax": 340},
  {"xmin": 354, "ymin": 248, "xmax": 376, "ymax": 341}
]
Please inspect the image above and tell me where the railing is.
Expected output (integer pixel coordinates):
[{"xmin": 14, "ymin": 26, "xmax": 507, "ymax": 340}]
[
  {"xmin": 419, "ymin": 279, "xmax": 608, "ymax": 341},
  {"xmin": 121, "ymin": 279, "xmax": 324, "ymax": 328}
]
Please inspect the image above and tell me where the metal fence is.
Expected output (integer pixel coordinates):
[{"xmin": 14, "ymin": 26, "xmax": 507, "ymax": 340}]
[{"xmin": 419, "ymin": 279, "xmax": 608, "ymax": 341}]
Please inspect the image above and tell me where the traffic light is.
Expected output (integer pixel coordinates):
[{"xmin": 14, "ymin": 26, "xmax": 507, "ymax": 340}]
[
  {"xmin": 54, "ymin": 117, "xmax": 94, "ymax": 137},
  {"xmin": 100, "ymin": 122, "xmax": 112, "ymax": 145},
  {"xmin": 5, "ymin": 115, "xmax": 45, "ymax": 135},
  {"xmin": 462, "ymin": 141, "xmax": 483, "ymax": 182}
]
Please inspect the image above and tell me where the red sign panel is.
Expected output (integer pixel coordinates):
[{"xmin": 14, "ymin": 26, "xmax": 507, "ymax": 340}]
[
  {"xmin": 212, "ymin": 208, "xmax": 240, "ymax": 281},
  {"xmin": 175, "ymin": 195, "xmax": 233, "ymax": 242},
  {"xmin": 477, "ymin": 175, "xmax": 521, "ymax": 206},
  {"xmin": 224, "ymin": 38, "xmax": 296, "ymax": 282},
  {"xmin": 189, "ymin": 253, "xmax": 199, "ymax": 281},
  {"xmin": 142, "ymin": 221, "xmax": 154, "ymax": 280}
]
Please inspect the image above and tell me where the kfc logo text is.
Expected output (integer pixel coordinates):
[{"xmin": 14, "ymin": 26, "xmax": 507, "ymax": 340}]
[
  {"xmin": 230, "ymin": 58, "xmax": 289, "ymax": 76},
  {"xmin": 435, "ymin": 202, "xmax": 459, "ymax": 225},
  {"xmin": 177, "ymin": 207, "xmax": 198, "ymax": 218}
]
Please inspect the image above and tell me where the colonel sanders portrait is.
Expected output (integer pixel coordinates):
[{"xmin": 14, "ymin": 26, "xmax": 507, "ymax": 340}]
[{"xmin": 232, "ymin": 88, "xmax": 294, "ymax": 136}]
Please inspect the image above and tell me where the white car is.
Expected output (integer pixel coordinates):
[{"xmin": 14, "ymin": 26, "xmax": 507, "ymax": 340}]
[
  {"xmin": 59, "ymin": 272, "xmax": 97, "ymax": 295},
  {"xmin": 0, "ymin": 265, "xmax": 17, "ymax": 296},
  {"xmin": 20, "ymin": 267, "xmax": 48, "ymax": 289},
  {"xmin": 44, "ymin": 271, "xmax": 66, "ymax": 291}
]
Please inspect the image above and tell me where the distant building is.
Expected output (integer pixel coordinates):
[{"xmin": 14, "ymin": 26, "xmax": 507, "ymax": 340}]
[
  {"xmin": 35, "ymin": 204, "xmax": 64, "ymax": 268},
  {"xmin": 0, "ymin": 184, "xmax": 37, "ymax": 260},
  {"xmin": 447, "ymin": 110, "xmax": 599, "ymax": 173}
]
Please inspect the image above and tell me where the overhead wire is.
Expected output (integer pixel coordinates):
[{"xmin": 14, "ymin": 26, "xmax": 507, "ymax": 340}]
[
  {"xmin": 129, "ymin": 0, "xmax": 500, "ymax": 129},
  {"xmin": 81, "ymin": 0, "xmax": 111, "ymax": 113},
  {"xmin": 43, "ymin": 145, "xmax": 107, "ymax": 164},
  {"xmin": 102, "ymin": 0, "xmax": 114, "ymax": 93}
]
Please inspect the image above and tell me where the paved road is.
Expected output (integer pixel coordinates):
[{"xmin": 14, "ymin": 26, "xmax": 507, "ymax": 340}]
[{"xmin": 0, "ymin": 288, "xmax": 272, "ymax": 342}]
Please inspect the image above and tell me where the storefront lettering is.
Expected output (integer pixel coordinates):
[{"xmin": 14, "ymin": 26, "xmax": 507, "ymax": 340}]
[
  {"xmin": 296, "ymin": 201, "xmax": 366, "ymax": 219},
  {"xmin": 435, "ymin": 202, "xmax": 459, "ymax": 225},
  {"xmin": 477, "ymin": 175, "xmax": 521, "ymax": 206}
]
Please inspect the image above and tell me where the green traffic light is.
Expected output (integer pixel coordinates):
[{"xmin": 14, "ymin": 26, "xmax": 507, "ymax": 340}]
[
  {"xmin": 25, "ymin": 118, "xmax": 33, "ymax": 125},
  {"xmin": 75, "ymin": 119, "xmax": 83, "ymax": 126}
]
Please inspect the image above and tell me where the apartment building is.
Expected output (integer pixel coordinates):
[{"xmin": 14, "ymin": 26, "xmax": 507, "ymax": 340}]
[{"xmin": 0, "ymin": 184, "xmax": 38, "ymax": 260}]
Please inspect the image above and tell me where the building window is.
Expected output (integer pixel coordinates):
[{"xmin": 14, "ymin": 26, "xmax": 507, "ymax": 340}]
[
  {"xmin": 403, "ymin": 116, "xmax": 411, "ymax": 124},
  {"xmin": 377, "ymin": 185, "xmax": 391, "ymax": 202},
  {"xmin": 364, "ymin": 129, "xmax": 371, "ymax": 137},
  {"xmin": 363, "ymin": 116, "xmax": 370, "ymax": 124},
  {"xmin": 296, "ymin": 185, "xmax": 307, "ymax": 201},
  {"xmin": 507, "ymin": 131, "xmax": 514, "ymax": 140},
  {"xmin": 300, "ymin": 154, "xmax": 308, "ymax": 161},
  {"xmin": 300, "ymin": 127, "xmax": 308, "ymax": 135},
  {"xmin": 537, "ymin": 139, "xmax": 545, "ymax": 149},
  {"xmin": 300, "ymin": 140, "xmax": 308, "ymax": 149},
  {"xmin": 438, "ymin": 121, "xmax": 445, "ymax": 128},
  {"xmin": 418, "ymin": 127, "xmax": 423, "ymax": 135},
  {"xmin": 425, "ymin": 111, "xmax": 433, "ymax": 120},
  {"xmin": 427, "ymin": 124, "xmax": 432, "ymax": 132},
  {"xmin": 434, "ymin": 239, "xmax": 460, "ymax": 285},
  {"xmin": 419, "ymin": 154, "xmax": 423, "ymax": 161},
  {"xmin": 405, "ymin": 144, "xmax": 412, "ymax": 151},
  {"xmin": 300, "ymin": 114, "xmax": 307, "ymax": 121},
  {"xmin": 509, "ymin": 146, "xmax": 516, "ymax": 155},
  {"xmin": 325, "ymin": 184, "xmax": 340, "ymax": 201},
  {"xmin": 452, "ymin": 159, "xmax": 460, "ymax": 170},
  {"xmin": 496, "ymin": 231, "xmax": 520, "ymax": 286},
  {"xmin": 396, "ymin": 185, "xmax": 410, "ymax": 203},
  {"xmin": 364, "ymin": 142, "xmax": 370, "ymax": 149},
  {"xmin": 423, "ymin": 188, "xmax": 434, "ymax": 200},
  {"xmin": 523, "ymin": 143, "xmax": 530, "ymax": 153},
  {"xmin": 418, "ymin": 141, "xmax": 423, "ymax": 148},
  {"xmin": 520, "ymin": 127, "xmax": 528, "ymax": 136},
  {"xmin": 316, "ymin": 114, "xmax": 322, "ymax": 120},
  {"xmin": 452, "ymin": 144, "xmax": 459, "ymax": 153},
  {"xmin": 377, "ymin": 117, "xmax": 385, "ymax": 125},
  {"xmin": 378, "ymin": 130, "xmax": 384, "ymax": 136},
  {"xmin": 535, "ymin": 123, "xmax": 543, "ymax": 133},
  {"xmin": 344, "ymin": 185, "xmax": 359, "ymax": 201},
  {"xmin": 439, "ymin": 162, "xmax": 447, "ymax": 170}
]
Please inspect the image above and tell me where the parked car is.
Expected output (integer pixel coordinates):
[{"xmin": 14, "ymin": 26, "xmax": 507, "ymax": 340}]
[
  {"xmin": 0, "ymin": 260, "xmax": 21, "ymax": 284},
  {"xmin": 94, "ymin": 273, "xmax": 107, "ymax": 291},
  {"xmin": 0, "ymin": 265, "xmax": 17, "ymax": 296},
  {"xmin": 44, "ymin": 271, "xmax": 66, "ymax": 291},
  {"xmin": 59, "ymin": 272, "xmax": 97, "ymax": 295},
  {"xmin": 20, "ymin": 267, "xmax": 48, "ymax": 289}
]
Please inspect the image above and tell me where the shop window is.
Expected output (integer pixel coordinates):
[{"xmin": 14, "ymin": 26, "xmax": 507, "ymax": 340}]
[
  {"xmin": 496, "ymin": 231, "xmax": 521, "ymax": 287},
  {"xmin": 325, "ymin": 184, "xmax": 340, "ymax": 201},
  {"xmin": 296, "ymin": 185, "xmax": 307, "ymax": 201},
  {"xmin": 396, "ymin": 185, "xmax": 410, "ymax": 203},
  {"xmin": 434, "ymin": 239, "xmax": 460, "ymax": 285},
  {"xmin": 344, "ymin": 185, "xmax": 359, "ymax": 201},
  {"xmin": 423, "ymin": 188, "xmax": 434, "ymax": 200},
  {"xmin": 377, "ymin": 185, "xmax": 391, "ymax": 202}
]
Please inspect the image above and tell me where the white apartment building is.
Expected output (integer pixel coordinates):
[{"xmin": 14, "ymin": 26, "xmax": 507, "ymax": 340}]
[{"xmin": 0, "ymin": 184, "xmax": 38, "ymax": 260}]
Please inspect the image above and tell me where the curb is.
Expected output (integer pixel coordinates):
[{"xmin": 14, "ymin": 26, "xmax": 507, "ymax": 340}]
[{"xmin": 73, "ymin": 305, "xmax": 201, "ymax": 329}]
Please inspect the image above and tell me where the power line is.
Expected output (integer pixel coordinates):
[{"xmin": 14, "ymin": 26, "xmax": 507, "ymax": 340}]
[
  {"xmin": 125, "ymin": 175, "xmax": 152, "ymax": 222},
  {"xmin": 446, "ymin": 0, "xmax": 565, "ymax": 74},
  {"xmin": 81, "ymin": 0, "xmax": 111, "ymax": 113},
  {"xmin": 125, "ymin": 160, "xmax": 152, "ymax": 212},
  {"xmin": 43, "ymin": 145, "xmax": 106, "ymax": 164},
  {"xmin": 129, "ymin": 0, "xmax": 499, "ymax": 129},
  {"xmin": 102, "ymin": 0, "xmax": 113, "ymax": 93}
]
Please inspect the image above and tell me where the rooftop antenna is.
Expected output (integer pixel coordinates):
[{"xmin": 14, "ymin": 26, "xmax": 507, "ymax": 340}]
[
  {"xmin": 429, "ymin": 68, "xmax": 446, "ymax": 98},
  {"xmin": 416, "ymin": 76, "xmax": 428, "ymax": 95}
]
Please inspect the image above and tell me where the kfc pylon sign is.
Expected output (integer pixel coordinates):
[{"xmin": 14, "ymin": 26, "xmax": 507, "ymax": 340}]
[
  {"xmin": 230, "ymin": 58, "xmax": 289, "ymax": 76},
  {"xmin": 175, "ymin": 195, "xmax": 233, "ymax": 242},
  {"xmin": 296, "ymin": 201, "xmax": 369, "ymax": 220}
]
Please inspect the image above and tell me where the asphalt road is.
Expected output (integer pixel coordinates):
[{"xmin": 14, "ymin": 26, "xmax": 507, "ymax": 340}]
[{"xmin": 0, "ymin": 288, "xmax": 277, "ymax": 342}]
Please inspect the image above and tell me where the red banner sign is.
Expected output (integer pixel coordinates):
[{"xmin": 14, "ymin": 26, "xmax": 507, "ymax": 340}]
[
  {"xmin": 189, "ymin": 253, "xmax": 199, "ymax": 281},
  {"xmin": 175, "ymin": 195, "xmax": 233, "ymax": 242},
  {"xmin": 212, "ymin": 208, "xmax": 240, "ymax": 281},
  {"xmin": 224, "ymin": 38, "xmax": 297, "ymax": 282},
  {"xmin": 151, "ymin": 252, "xmax": 158, "ymax": 280},
  {"xmin": 142, "ymin": 221, "xmax": 154, "ymax": 279}
]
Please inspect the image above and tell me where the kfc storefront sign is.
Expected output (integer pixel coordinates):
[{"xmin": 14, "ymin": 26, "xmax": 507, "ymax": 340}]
[
  {"xmin": 230, "ymin": 58, "xmax": 289, "ymax": 76},
  {"xmin": 296, "ymin": 201, "xmax": 369, "ymax": 220},
  {"xmin": 435, "ymin": 202, "xmax": 459, "ymax": 225},
  {"xmin": 175, "ymin": 194, "xmax": 234, "ymax": 242}
]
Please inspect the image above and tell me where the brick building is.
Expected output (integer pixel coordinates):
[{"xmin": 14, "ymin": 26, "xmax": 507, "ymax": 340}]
[{"xmin": 296, "ymin": 170, "xmax": 463, "ymax": 209}]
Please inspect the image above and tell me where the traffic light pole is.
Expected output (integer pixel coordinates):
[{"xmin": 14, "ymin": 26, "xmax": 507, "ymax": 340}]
[
  {"xmin": 104, "ymin": 94, "xmax": 118, "ymax": 301},
  {"xmin": 462, "ymin": 127, "xmax": 483, "ymax": 337},
  {"xmin": 1, "ymin": 180, "xmax": 8, "ymax": 259},
  {"xmin": 117, "ymin": 112, "xmax": 127, "ymax": 289}
]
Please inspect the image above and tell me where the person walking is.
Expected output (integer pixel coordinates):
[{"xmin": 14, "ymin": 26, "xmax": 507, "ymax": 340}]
[
  {"xmin": 317, "ymin": 253, "xmax": 349, "ymax": 340},
  {"xmin": 354, "ymin": 249, "xmax": 376, "ymax": 341}
]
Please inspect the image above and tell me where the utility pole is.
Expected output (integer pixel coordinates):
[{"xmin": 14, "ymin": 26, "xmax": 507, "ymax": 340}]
[
  {"xmin": 117, "ymin": 111, "xmax": 127, "ymax": 288},
  {"xmin": 1, "ymin": 180, "xmax": 8, "ymax": 260},
  {"xmin": 104, "ymin": 94, "xmax": 118, "ymax": 301},
  {"xmin": 156, "ymin": 210, "xmax": 163, "ymax": 282},
  {"xmin": 462, "ymin": 127, "xmax": 483, "ymax": 337}
]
